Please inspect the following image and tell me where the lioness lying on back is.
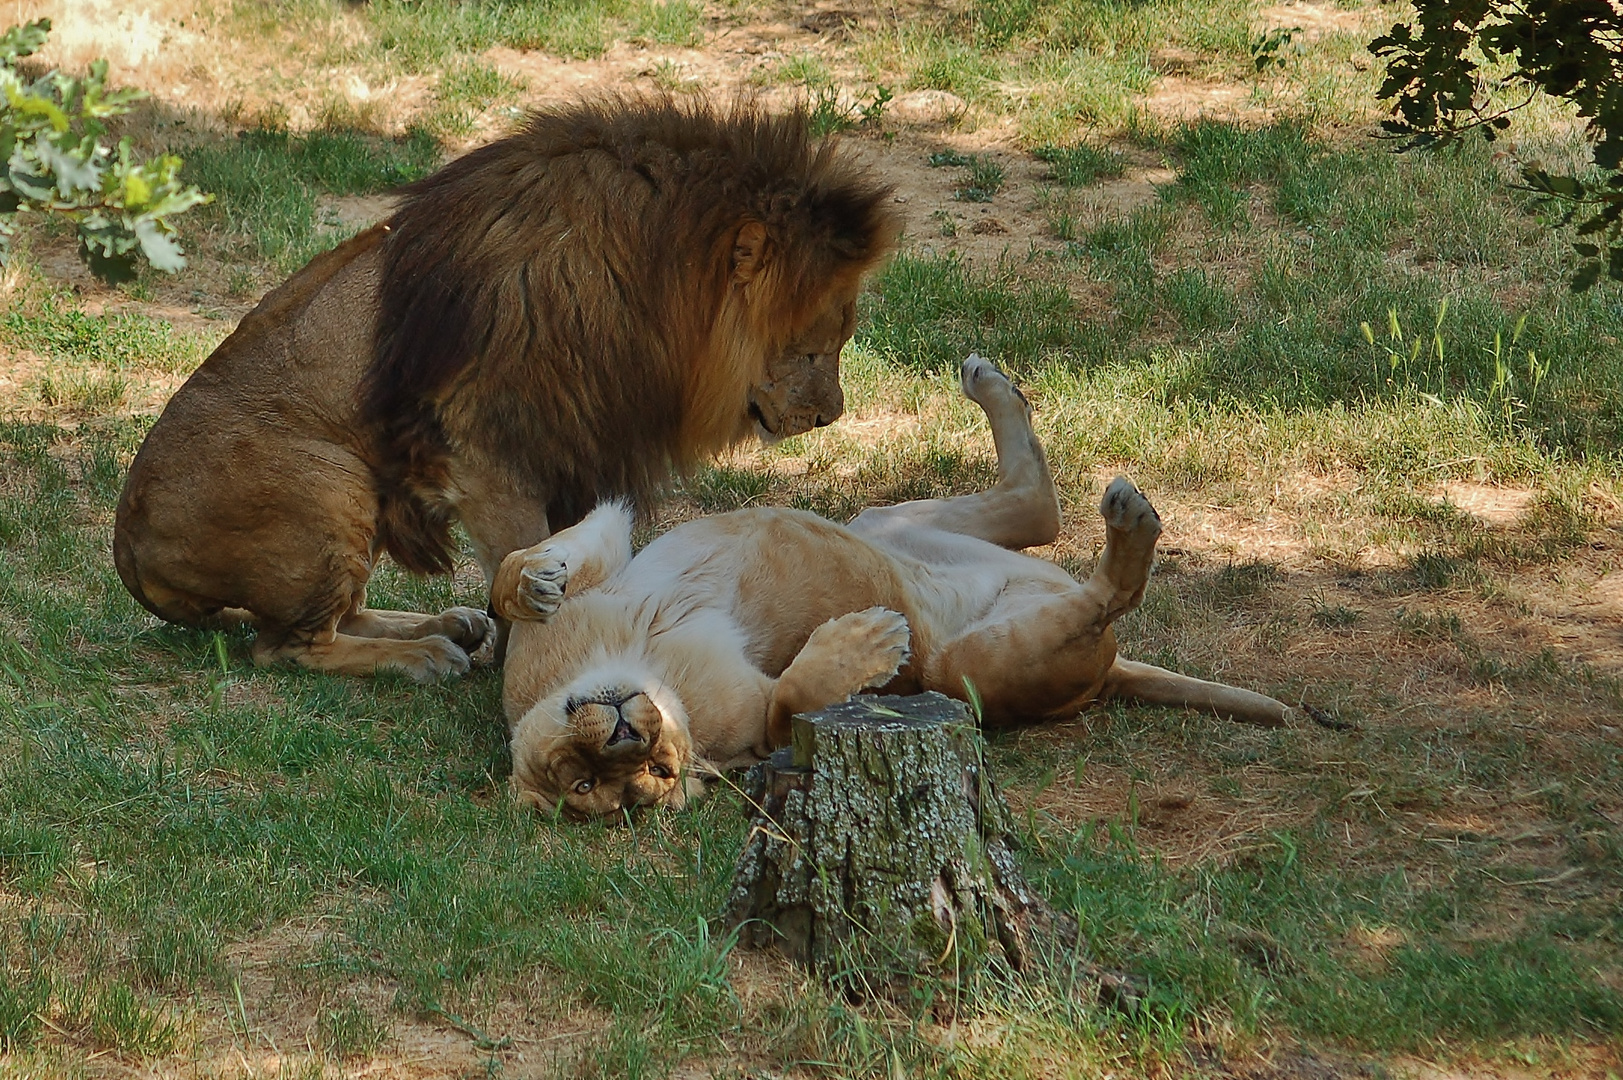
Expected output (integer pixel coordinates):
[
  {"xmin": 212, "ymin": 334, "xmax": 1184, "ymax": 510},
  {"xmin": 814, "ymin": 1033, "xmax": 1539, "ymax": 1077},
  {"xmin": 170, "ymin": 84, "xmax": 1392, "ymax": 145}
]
[{"xmin": 501, "ymin": 356, "xmax": 1294, "ymax": 819}]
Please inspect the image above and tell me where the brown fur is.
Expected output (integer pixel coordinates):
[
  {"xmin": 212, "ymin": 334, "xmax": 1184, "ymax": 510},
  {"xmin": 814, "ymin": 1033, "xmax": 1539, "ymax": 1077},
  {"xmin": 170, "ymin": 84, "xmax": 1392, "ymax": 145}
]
[
  {"xmin": 114, "ymin": 97, "xmax": 899, "ymax": 680},
  {"xmin": 501, "ymin": 357, "xmax": 1297, "ymax": 820}
]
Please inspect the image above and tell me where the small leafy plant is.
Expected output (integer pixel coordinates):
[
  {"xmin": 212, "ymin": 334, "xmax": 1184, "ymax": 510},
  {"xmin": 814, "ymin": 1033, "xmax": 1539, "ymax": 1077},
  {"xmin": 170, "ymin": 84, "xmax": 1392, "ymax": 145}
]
[
  {"xmin": 807, "ymin": 84, "xmax": 893, "ymax": 137},
  {"xmin": 1252, "ymin": 26, "xmax": 1303, "ymax": 73},
  {"xmin": 0, "ymin": 18, "xmax": 210, "ymax": 283}
]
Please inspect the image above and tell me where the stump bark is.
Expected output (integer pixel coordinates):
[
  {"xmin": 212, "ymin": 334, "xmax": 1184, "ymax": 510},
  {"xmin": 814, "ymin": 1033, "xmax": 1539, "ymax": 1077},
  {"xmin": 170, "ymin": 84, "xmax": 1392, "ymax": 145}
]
[{"xmin": 722, "ymin": 692, "xmax": 1080, "ymax": 978}]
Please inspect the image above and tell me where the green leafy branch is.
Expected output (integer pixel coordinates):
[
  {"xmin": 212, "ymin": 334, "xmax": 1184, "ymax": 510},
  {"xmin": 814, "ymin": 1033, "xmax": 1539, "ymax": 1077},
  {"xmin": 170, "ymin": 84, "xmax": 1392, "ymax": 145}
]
[
  {"xmin": 1368, "ymin": 0, "xmax": 1623, "ymax": 290},
  {"xmin": 0, "ymin": 18, "xmax": 210, "ymax": 284}
]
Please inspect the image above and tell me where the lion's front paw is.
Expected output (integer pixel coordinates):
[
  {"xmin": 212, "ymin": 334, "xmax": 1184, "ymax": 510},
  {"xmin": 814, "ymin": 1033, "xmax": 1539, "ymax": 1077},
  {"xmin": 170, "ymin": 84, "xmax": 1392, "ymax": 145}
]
[
  {"xmin": 1100, "ymin": 476, "xmax": 1162, "ymax": 541},
  {"xmin": 814, "ymin": 606, "xmax": 913, "ymax": 693},
  {"xmin": 447, "ymin": 607, "xmax": 499, "ymax": 666},
  {"xmin": 388, "ymin": 635, "xmax": 473, "ymax": 682},
  {"xmin": 438, "ymin": 606, "xmax": 493, "ymax": 650}
]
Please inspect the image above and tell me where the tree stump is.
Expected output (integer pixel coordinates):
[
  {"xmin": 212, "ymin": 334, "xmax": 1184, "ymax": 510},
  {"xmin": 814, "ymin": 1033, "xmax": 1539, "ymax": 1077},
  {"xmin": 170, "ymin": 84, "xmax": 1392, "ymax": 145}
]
[{"xmin": 721, "ymin": 692, "xmax": 1082, "ymax": 981}]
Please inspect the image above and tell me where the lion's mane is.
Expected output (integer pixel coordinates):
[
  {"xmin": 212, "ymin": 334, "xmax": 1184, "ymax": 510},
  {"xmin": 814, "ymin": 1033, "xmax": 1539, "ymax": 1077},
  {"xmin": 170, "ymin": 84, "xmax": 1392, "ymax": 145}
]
[{"xmin": 361, "ymin": 96, "xmax": 897, "ymax": 573}]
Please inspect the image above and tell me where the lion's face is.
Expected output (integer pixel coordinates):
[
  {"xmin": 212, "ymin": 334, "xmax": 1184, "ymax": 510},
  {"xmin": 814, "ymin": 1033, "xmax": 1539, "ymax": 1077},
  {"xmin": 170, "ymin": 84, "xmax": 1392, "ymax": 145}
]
[
  {"xmin": 748, "ymin": 296, "xmax": 857, "ymax": 441},
  {"xmin": 509, "ymin": 669, "xmax": 702, "ymax": 820}
]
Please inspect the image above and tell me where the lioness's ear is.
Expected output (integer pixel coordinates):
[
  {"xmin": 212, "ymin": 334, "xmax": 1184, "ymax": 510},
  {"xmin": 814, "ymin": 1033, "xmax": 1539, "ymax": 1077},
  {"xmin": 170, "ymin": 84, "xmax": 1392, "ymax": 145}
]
[{"xmin": 732, "ymin": 221, "xmax": 769, "ymax": 283}]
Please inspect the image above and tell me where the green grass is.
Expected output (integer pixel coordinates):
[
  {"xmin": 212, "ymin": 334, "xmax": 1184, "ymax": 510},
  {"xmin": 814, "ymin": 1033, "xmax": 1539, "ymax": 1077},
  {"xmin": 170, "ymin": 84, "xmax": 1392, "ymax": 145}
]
[
  {"xmin": 860, "ymin": 252, "xmax": 1094, "ymax": 374},
  {"xmin": 317, "ymin": 1001, "xmax": 389, "ymax": 1058},
  {"xmin": 1033, "ymin": 807, "xmax": 1623, "ymax": 1048},
  {"xmin": 181, "ymin": 126, "xmax": 440, "ymax": 270},
  {"xmin": 753, "ymin": 52, "xmax": 833, "ymax": 89},
  {"xmin": 955, "ymin": 154, "xmax": 1006, "ymax": 201},
  {"xmin": 886, "ymin": 119, "xmax": 1623, "ymax": 462},
  {"xmin": 853, "ymin": 0, "xmax": 1267, "ymax": 141},
  {"xmin": 352, "ymin": 0, "xmax": 705, "ymax": 71},
  {"xmin": 0, "ymin": 287, "xmax": 218, "ymax": 415},
  {"xmin": 424, "ymin": 60, "xmax": 527, "ymax": 138},
  {"xmin": 1035, "ymin": 142, "xmax": 1128, "ymax": 186}
]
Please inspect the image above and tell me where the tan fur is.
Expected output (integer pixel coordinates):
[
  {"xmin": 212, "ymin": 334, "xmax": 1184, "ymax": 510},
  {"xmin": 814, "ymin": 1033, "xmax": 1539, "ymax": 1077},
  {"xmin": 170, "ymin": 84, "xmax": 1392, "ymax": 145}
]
[
  {"xmin": 113, "ymin": 98, "xmax": 898, "ymax": 680},
  {"xmin": 502, "ymin": 356, "xmax": 1296, "ymax": 819}
]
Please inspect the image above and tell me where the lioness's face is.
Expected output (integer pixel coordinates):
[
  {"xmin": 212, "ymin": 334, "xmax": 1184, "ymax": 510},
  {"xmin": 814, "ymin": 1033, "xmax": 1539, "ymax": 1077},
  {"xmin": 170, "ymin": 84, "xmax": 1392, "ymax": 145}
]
[
  {"xmin": 748, "ymin": 296, "xmax": 857, "ymax": 441},
  {"xmin": 509, "ymin": 675, "xmax": 697, "ymax": 820}
]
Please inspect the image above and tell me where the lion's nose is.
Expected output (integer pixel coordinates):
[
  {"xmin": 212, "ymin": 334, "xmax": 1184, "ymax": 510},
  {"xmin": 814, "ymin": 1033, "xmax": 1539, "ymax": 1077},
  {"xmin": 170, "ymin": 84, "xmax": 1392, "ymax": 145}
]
[
  {"xmin": 605, "ymin": 716, "xmax": 641, "ymax": 746},
  {"xmin": 603, "ymin": 692, "xmax": 660, "ymax": 748}
]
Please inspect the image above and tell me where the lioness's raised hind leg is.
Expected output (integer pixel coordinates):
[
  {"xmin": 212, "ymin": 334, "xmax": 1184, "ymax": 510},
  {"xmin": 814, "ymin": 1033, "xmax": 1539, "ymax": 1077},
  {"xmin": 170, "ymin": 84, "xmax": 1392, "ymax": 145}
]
[
  {"xmin": 1080, "ymin": 481, "xmax": 1293, "ymax": 725},
  {"xmin": 491, "ymin": 501, "xmax": 635, "ymax": 622},
  {"xmin": 850, "ymin": 355, "xmax": 1060, "ymax": 550},
  {"xmin": 1080, "ymin": 476, "xmax": 1163, "ymax": 626}
]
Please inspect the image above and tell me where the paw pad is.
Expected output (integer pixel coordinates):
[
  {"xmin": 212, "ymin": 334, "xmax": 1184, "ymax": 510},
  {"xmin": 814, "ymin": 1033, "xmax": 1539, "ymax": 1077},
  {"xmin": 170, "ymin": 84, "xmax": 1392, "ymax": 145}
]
[
  {"xmin": 1101, "ymin": 477, "xmax": 1161, "ymax": 534},
  {"xmin": 518, "ymin": 549, "xmax": 569, "ymax": 618}
]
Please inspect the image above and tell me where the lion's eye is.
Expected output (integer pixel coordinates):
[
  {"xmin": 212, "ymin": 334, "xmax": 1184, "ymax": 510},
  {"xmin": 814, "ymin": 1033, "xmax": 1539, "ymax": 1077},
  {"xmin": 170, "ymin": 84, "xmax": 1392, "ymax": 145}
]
[
  {"xmin": 572, "ymin": 778, "xmax": 596, "ymax": 795},
  {"xmin": 648, "ymin": 764, "xmax": 671, "ymax": 779}
]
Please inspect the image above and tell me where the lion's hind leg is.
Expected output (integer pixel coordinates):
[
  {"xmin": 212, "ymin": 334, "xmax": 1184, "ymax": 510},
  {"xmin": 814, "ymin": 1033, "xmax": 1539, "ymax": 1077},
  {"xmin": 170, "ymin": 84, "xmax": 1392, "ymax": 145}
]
[
  {"xmin": 491, "ymin": 501, "xmax": 635, "ymax": 623},
  {"xmin": 850, "ymin": 355, "xmax": 1060, "ymax": 551}
]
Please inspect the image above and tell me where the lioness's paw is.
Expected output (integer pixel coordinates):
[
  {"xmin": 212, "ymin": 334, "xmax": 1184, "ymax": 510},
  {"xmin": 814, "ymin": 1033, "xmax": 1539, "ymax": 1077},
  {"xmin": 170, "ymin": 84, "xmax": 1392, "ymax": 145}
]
[
  {"xmin": 388, "ymin": 635, "xmax": 472, "ymax": 682},
  {"xmin": 959, "ymin": 353, "xmax": 1026, "ymax": 409},
  {"xmin": 820, "ymin": 606, "xmax": 913, "ymax": 691},
  {"xmin": 1101, "ymin": 476, "xmax": 1162, "ymax": 540},
  {"xmin": 497, "ymin": 546, "xmax": 569, "ymax": 622}
]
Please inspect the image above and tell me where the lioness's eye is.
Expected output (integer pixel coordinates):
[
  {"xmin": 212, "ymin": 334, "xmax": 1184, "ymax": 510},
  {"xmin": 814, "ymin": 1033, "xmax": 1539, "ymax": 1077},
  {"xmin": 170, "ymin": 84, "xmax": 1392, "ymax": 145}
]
[
  {"xmin": 573, "ymin": 778, "xmax": 596, "ymax": 794},
  {"xmin": 648, "ymin": 764, "xmax": 671, "ymax": 779}
]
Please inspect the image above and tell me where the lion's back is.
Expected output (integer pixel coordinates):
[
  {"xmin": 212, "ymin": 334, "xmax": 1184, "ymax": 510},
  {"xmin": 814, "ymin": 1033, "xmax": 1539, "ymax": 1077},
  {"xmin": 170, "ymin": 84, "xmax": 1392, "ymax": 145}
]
[{"xmin": 113, "ymin": 228, "xmax": 388, "ymax": 624}]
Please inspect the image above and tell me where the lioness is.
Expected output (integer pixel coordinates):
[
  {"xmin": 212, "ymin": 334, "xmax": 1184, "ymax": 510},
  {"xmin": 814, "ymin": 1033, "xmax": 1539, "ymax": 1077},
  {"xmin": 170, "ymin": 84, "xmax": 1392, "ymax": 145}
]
[
  {"xmin": 501, "ymin": 356, "xmax": 1294, "ymax": 818},
  {"xmin": 114, "ymin": 98, "xmax": 897, "ymax": 680}
]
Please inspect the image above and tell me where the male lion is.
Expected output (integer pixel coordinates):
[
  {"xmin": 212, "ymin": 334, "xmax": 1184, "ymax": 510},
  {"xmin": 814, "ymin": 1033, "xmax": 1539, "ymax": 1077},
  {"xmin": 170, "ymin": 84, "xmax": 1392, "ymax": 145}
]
[
  {"xmin": 501, "ymin": 355, "xmax": 1296, "ymax": 819},
  {"xmin": 113, "ymin": 97, "xmax": 898, "ymax": 680}
]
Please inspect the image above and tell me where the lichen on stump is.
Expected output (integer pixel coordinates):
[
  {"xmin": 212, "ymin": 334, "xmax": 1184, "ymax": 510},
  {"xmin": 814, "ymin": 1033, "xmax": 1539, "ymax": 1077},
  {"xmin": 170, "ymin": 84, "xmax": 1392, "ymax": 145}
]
[{"xmin": 721, "ymin": 692, "xmax": 1082, "ymax": 982}]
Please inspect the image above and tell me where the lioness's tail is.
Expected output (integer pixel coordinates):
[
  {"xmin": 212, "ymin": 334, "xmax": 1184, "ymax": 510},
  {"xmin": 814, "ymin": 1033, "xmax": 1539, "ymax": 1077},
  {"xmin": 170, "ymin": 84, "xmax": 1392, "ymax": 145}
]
[{"xmin": 1101, "ymin": 658, "xmax": 1292, "ymax": 727}]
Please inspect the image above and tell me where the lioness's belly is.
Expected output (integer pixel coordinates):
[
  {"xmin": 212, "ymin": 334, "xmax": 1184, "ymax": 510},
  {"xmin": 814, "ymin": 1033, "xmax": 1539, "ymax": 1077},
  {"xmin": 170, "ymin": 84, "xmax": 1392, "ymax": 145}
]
[
  {"xmin": 616, "ymin": 507, "xmax": 1051, "ymax": 676},
  {"xmin": 616, "ymin": 508, "xmax": 914, "ymax": 675}
]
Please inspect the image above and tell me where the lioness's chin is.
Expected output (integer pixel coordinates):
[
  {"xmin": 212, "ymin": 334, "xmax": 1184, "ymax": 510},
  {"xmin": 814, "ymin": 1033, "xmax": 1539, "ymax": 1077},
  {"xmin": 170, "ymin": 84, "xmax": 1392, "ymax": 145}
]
[{"xmin": 508, "ymin": 682, "xmax": 699, "ymax": 820}]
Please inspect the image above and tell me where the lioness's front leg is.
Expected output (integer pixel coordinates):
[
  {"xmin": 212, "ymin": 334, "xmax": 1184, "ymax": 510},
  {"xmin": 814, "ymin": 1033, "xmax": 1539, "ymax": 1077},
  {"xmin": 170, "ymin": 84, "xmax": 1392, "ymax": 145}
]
[
  {"xmin": 764, "ymin": 607, "xmax": 912, "ymax": 746},
  {"xmin": 491, "ymin": 501, "xmax": 635, "ymax": 622}
]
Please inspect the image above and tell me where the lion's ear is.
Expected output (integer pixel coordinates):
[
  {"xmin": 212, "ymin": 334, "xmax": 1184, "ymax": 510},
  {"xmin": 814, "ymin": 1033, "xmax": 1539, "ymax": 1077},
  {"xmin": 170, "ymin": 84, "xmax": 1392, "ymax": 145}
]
[{"xmin": 732, "ymin": 221, "xmax": 769, "ymax": 283}]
